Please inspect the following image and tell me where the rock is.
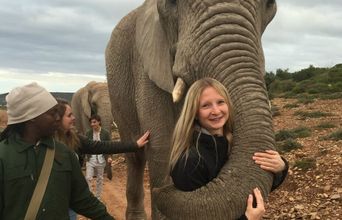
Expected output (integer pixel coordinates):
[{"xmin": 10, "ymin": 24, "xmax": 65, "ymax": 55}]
[
  {"xmin": 295, "ymin": 204, "xmax": 304, "ymax": 210},
  {"xmin": 323, "ymin": 185, "xmax": 332, "ymax": 191},
  {"xmin": 330, "ymin": 194, "xmax": 341, "ymax": 200}
]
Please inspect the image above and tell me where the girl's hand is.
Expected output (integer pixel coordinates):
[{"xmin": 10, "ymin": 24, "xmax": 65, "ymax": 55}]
[
  {"xmin": 253, "ymin": 150, "xmax": 285, "ymax": 173},
  {"xmin": 245, "ymin": 188, "xmax": 265, "ymax": 220},
  {"xmin": 136, "ymin": 131, "xmax": 150, "ymax": 148}
]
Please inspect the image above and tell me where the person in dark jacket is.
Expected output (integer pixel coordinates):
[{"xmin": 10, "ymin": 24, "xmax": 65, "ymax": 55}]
[
  {"xmin": 169, "ymin": 78, "xmax": 288, "ymax": 220},
  {"xmin": 0, "ymin": 82, "xmax": 114, "ymax": 220},
  {"xmin": 54, "ymin": 98, "xmax": 150, "ymax": 220}
]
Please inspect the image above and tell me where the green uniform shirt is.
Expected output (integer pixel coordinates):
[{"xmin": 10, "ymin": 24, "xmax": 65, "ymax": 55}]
[{"xmin": 0, "ymin": 134, "xmax": 114, "ymax": 220}]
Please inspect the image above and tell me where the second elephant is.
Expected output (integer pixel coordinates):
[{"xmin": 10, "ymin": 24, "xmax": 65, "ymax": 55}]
[{"xmin": 71, "ymin": 81, "xmax": 114, "ymax": 134}]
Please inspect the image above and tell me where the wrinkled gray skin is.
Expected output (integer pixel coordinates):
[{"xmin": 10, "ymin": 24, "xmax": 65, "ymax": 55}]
[
  {"xmin": 106, "ymin": 0, "xmax": 277, "ymax": 219},
  {"xmin": 71, "ymin": 81, "xmax": 113, "ymax": 134}
]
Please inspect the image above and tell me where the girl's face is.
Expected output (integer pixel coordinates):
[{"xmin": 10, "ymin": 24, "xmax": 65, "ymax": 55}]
[
  {"xmin": 61, "ymin": 104, "xmax": 75, "ymax": 132},
  {"xmin": 197, "ymin": 86, "xmax": 229, "ymax": 136}
]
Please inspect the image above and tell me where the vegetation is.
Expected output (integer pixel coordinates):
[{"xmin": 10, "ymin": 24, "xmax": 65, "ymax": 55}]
[
  {"xmin": 276, "ymin": 139, "xmax": 302, "ymax": 152},
  {"xmin": 294, "ymin": 111, "xmax": 332, "ymax": 119},
  {"xmin": 275, "ymin": 127, "xmax": 311, "ymax": 141},
  {"xmin": 283, "ymin": 103, "xmax": 299, "ymax": 109},
  {"xmin": 322, "ymin": 129, "xmax": 342, "ymax": 141},
  {"xmin": 315, "ymin": 122, "xmax": 336, "ymax": 130},
  {"xmin": 265, "ymin": 64, "xmax": 342, "ymax": 100},
  {"xmin": 294, "ymin": 158, "xmax": 316, "ymax": 171}
]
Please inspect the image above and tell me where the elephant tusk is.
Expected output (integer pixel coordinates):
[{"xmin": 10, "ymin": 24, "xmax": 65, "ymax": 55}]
[{"xmin": 172, "ymin": 78, "xmax": 186, "ymax": 103}]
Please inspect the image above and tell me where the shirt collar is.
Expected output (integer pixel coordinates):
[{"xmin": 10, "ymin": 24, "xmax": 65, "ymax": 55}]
[{"xmin": 12, "ymin": 134, "xmax": 55, "ymax": 153}]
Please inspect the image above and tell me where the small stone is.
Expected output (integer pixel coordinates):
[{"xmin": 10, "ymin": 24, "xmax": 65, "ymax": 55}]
[
  {"xmin": 330, "ymin": 194, "xmax": 341, "ymax": 200},
  {"xmin": 295, "ymin": 204, "xmax": 304, "ymax": 210},
  {"xmin": 323, "ymin": 185, "xmax": 332, "ymax": 191}
]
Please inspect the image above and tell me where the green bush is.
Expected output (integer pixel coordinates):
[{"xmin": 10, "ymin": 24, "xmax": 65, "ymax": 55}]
[
  {"xmin": 269, "ymin": 79, "xmax": 296, "ymax": 96},
  {"xmin": 283, "ymin": 103, "xmax": 299, "ymax": 109},
  {"xmin": 296, "ymin": 96, "xmax": 315, "ymax": 104},
  {"xmin": 275, "ymin": 68, "xmax": 291, "ymax": 80},
  {"xmin": 294, "ymin": 111, "xmax": 332, "ymax": 119},
  {"xmin": 275, "ymin": 127, "xmax": 311, "ymax": 141},
  {"xmin": 294, "ymin": 158, "xmax": 316, "ymax": 171},
  {"xmin": 316, "ymin": 122, "xmax": 336, "ymax": 130},
  {"xmin": 291, "ymin": 127, "xmax": 312, "ymax": 138},
  {"xmin": 292, "ymin": 67, "xmax": 316, "ymax": 82},
  {"xmin": 325, "ymin": 129, "xmax": 342, "ymax": 141},
  {"xmin": 276, "ymin": 139, "xmax": 302, "ymax": 152},
  {"xmin": 265, "ymin": 64, "xmax": 342, "ymax": 99},
  {"xmin": 275, "ymin": 130, "xmax": 294, "ymax": 141}
]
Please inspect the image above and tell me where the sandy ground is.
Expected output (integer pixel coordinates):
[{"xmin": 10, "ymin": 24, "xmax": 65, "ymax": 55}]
[{"xmin": 78, "ymin": 159, "xmax": 151, "ymax": 220}]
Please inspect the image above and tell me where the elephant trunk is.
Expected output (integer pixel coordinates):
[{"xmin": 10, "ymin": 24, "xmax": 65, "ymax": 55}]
[{"xmin": 155, "ymin": 2, "xmax": 275, "ymax": 219}]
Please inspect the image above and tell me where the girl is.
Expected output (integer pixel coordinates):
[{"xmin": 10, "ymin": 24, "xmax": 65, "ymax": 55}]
[{"xmin": 169, "ymin": 78, "xmax": 288, "ymax": 220}]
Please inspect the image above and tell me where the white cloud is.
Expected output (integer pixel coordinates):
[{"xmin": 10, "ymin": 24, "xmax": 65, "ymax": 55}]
[
  {"xmin": 0, "ymin": 0, "xmax": 341, "ymax": 93},
  {"xmin": 0, "ymin": 68, "xmax": 105, "ymax": 93}
]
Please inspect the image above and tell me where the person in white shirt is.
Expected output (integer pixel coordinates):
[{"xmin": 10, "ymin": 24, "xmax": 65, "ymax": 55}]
[{"xmin": 85, "ymin": 115, "xmax": 111, "ymax": 200}]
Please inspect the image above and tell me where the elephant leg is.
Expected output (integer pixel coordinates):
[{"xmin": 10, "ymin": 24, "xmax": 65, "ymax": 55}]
[{"xmin": 125, "ymin": 150, "xmax": 146, "ymax": 220}]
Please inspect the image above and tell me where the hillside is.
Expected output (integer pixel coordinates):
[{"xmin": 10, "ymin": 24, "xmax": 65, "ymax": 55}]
[
  {"xmin": 266, "ymin": 64, "xmax": 342, "ymax": 100},
  {"xmin": 0, "ymin": 92, "xmax": 74, "ymax": 106}
]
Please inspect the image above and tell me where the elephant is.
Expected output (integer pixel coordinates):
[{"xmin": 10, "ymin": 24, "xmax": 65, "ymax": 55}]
[
  {"xmin": 105, "ymin": 0, "xmax": 277, "ymax": 219},
  {"xmin": 71, "ymin": 81, "xmax": 113, "ymax": 135}
]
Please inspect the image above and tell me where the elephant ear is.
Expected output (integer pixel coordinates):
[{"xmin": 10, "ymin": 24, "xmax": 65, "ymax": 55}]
[
  {"xmin": 80, "ymin": 86, "xmax": 91, "ymax": 118},
  {"xmin": 136, "ymin": 0, "xmax": 174, "ymax": 94}
]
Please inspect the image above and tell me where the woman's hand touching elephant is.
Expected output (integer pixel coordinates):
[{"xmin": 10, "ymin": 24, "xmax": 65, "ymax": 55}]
[
  {"xmin": 245, "ymin": 188, "xmax": 265, "ymax": 220},
  {"xmin": 136, "ymin": 131, "xmax": 150, "ymax": 148},
  {"xmin": 253, "ymin": 150, "xmax": 286, "ymax": 173}
]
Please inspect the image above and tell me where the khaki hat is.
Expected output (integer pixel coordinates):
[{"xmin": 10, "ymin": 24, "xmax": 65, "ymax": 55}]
[{"xmin": 6, "ymin": 82, "xmax": 58, "ymax": 125}]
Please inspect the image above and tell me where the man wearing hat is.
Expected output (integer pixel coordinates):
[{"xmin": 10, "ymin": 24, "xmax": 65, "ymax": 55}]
[{"xmin": 0, "ymin": 82, "xmax": 114, "ymax": 220}]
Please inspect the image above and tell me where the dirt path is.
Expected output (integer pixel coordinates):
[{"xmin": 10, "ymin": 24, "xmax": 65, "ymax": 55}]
[{"xmin": 78, "ymin": 158, "xmax": 151, "ymax": 220}]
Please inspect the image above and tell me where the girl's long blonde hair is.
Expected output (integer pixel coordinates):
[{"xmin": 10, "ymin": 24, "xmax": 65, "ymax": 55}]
[
  {"xmin": 169, "ymin": 78, "xmax": 234, "ymax": 171},
  {"xmin": 54, "ymin": 98, "xmax": 80, "ymax": 151}
]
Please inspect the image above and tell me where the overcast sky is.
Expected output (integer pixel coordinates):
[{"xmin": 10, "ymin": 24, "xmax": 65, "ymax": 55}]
[{"xmin": 0, "ymin": 0, "xmax": 341, "ymax": 93}]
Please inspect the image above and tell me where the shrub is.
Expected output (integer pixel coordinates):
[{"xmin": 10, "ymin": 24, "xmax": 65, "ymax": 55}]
[
  {"xmin": 275, "ymin": 127, "xmax": 311, "ymax": 141},
  {"xmin": 275, "ymin": 68, "xmax": 291, "ymax": 80},
  {"xmin": 291, "ymin": 127, "xmax": 312, "ymax": 138},
  {"xmin": 275, "ymin": 130, "xmax": 294, "ymax": 141},
  {"xmin": 276, "ymin": 139, "xmax": 302, "ymax": 152},
  {"xmin": 294, "ymin": 158, "xmax": 316, "ymax": 171},
  {"xmin": 296, "ymin": 96, "xmax": 315, "ymax": 104},
  {"xmin": 294, "ymin": 111, "xmax": 332, "ymax": 119},
  {"xmin": 319, "ymin": 92, "xmax": 342, "ymax": 100},
  {"xmin": 284, "ymin": 103, "xmax": 299, "ymax": 109},
  {"xmin": 326, "ymin": 129, "xmax": 342, "ymax": 141},
  {"xmin": 316, "ymin": 122, "xmax": 336, "ymax": 130},
  {"xmin": 292, "ymin": 68, "xmax": 316, "ymax": 82}
]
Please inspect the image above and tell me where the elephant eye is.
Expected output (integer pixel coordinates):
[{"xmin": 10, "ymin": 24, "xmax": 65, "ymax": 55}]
[
  {"xmin": 169, "ymin": 0, "xmax": 177, "ymax": 5},
  {"xmin": 266, "ymin": 0, "xmax": 275, "ymax": 7}
]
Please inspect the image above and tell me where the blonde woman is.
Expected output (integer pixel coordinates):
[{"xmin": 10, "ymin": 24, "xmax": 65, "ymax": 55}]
[{"xmin": 169, "ymin": 78, "xmax": 288, "ymax": 220}]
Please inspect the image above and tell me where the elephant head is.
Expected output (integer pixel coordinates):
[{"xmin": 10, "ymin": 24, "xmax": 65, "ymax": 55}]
[
  {"xmin": 106, "ymin": 0, "xmax": 277, "ymax": 219},
  {"xmin": 71, "ymin": 81, "xmax": 113, "ymax": 134}
]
